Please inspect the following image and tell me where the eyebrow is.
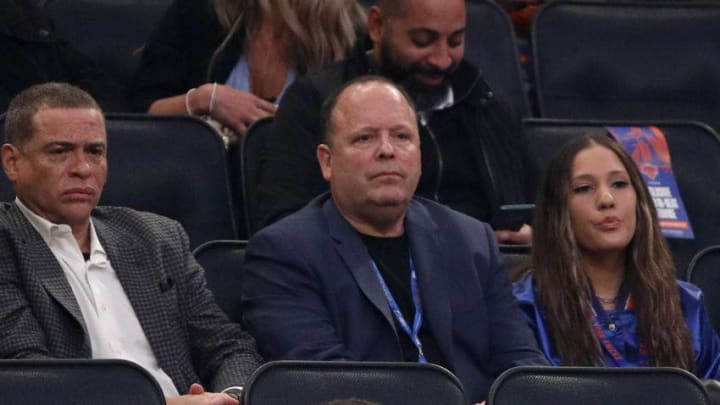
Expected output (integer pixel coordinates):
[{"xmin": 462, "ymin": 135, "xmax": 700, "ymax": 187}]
[
  {"xmin": 408, "ymin": 27, "xmax": 466, "ymax": 38},
  {"xmin": 42, "ymin": 140, "xmax": 106, "ymax": 149},
  {"xmin": 42, "ymin": 141, "xmax": 74, "ymax": 148},
  {"xmin": 572, "ymin": 169, "xmax": 629, "ymax": 181},
  {"xmin": 351, "ymin": 124, "xmax": 415, "ymax": 133}
]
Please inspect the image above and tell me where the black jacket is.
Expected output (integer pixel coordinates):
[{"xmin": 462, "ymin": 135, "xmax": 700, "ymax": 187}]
[
  {"xmin": 0, "ymin": 0, "xmax": 124, "ymax": 112},
  {"xmin": 254, "ymin": 41, "xmax": 532, "ymax": 231}
]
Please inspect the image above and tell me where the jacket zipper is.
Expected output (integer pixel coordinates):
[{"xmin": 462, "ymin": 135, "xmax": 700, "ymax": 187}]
[
  {"xmin": 456, "ymin": 70, "xmax": 501, "ymax": 209},
  {"xmin": 476, "ymin": 113, "xmax": 500, "ymax": 208},
  {"xmin": 415, "ymin": 69, "xmax": 489, "ymax": 205}
]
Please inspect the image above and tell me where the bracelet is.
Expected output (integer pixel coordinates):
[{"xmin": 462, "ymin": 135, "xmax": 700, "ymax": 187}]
[
  {"xmin": 185, "ymin": 87, "xmax": 197, "ymax": 115},
  {"xmin": 209, "ymin": 82, "xmax": 218, "ymax": 114}
]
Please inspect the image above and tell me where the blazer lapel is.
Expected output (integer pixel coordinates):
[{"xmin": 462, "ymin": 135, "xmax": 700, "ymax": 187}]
[
  {"xmin": 25, "ymin": 240, "xmax": 89, "ymax": 337},
  {"xmin": 323, "ymin": 198, "xmax": 397, "ymax": 334},
  {"xmin": 405, "ymin": 201, "xmax": 454, "ymax": 367},
  {"xmin": 6, "ymin": 205, "xmax": 89, "ymax": 347},
  {"xmin": 94, "ymin": 218, "xmax": 175, "ymax": 371}
]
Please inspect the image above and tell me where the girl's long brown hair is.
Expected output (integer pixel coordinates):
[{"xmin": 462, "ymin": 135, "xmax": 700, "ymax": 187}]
[{"xmin": 532, "ymin": 132, "xmax": 694, "ymax": 370}]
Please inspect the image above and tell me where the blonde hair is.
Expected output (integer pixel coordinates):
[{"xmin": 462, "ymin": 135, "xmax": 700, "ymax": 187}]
[{"xmin": 211, "ymin": 0, "xmax": 365, "ymax": 76}]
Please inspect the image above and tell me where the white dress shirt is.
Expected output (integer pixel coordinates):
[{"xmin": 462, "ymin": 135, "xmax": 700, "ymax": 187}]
[{"xmin": 16, "ymin": 199, "xmax": 179, "ymax": 397}]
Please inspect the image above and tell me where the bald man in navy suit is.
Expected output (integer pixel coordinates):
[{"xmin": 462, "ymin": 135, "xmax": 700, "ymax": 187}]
[{"xmin": 243, "ymin": 76, "xmax": 547, "ymax": 403}]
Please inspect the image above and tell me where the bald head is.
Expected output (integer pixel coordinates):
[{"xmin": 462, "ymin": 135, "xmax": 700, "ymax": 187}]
[{"xmin": 321, "ymin": 75, "xmax": 416, "ymax": 146}]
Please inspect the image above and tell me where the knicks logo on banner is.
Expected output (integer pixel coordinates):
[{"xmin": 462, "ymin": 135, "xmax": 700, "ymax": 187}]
[{"xmin": 606, "ymin": 126, "xmax": 694, "ymax": 240}]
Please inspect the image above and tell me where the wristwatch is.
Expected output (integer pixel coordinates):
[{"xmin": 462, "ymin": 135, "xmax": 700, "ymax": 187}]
[{"xmin": 222, "ymin": 386, "xmax": 244, "ymax": 402}]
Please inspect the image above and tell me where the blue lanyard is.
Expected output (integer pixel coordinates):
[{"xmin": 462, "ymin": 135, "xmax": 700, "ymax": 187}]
[{"xmin": 371, "ymin": 256, "xmax": 427, "ymax": 363}]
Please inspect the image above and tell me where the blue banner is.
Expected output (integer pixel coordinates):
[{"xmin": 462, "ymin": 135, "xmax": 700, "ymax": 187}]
[{"xmin": 606, "ymin": 126, "xmax": 694, "ymax": 239}]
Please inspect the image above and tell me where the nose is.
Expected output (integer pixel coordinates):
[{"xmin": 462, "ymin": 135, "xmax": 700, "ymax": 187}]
[
  {"xmin": 597, "ymin": 187, "xmax": 615, "ymax": 209},
  {"xmin": 69, "ymin": 152, "xmax": 92, "ymax": 178},
  {"xmin": 377, "ymin": 135, "xmax": 395, "ymax": 159},
  {"xmin": 427, "ymin": 43, "xmax": 453, "ymax": 71}
]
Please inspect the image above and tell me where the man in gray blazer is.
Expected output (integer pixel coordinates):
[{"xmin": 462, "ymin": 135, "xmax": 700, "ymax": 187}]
[{"xmin": 0, "ymin": 82, "xmax": 259, "ymax": 404}]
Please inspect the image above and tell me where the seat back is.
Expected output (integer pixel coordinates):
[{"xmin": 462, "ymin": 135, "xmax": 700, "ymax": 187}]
[
  {"xmin": 237, "ymin": 116, "xmax": 274, "ymax": 236},
  {"xmin": 523, "ymin": 119, "xmax": 720, "ymax": 277},
  {"xmin": 500, "ymin": 245, "xmax": 531, "ymax": 281},
  {"xmin": 0, "ymin": 359, "xmax": 164, "ymax": 405},
  {"xmin": 687, "ymin": 245, "xmax": 720, "ymax": 334},
  {"xmin": 103, "ymin": 114, "xmax": 237, "ymax": 248},
  {"xmin": 533, "ymin": 0, "xmax": 720, "ymax": 133},
  {"xmin": 44, "ymin": 0, "xmax": 172, "ymax": 88},
  {"xmin": 243, "ymin": 361, "xmax": 467, "ymax": 405},
  {"xmin": 488, "ymin": 366, "xmax": 710, "ymax": 405},
  {"xmin": 192, "ymin": 239, "xmax": 247, "ymax": 324},
  {"xmin": 466, "ymin": 0, "xmax": 531, "ymax": 117}
]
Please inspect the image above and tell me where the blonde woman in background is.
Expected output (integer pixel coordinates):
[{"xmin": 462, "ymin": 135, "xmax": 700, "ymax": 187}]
[{"xmin": 131, "ymin": 0, "xmax": 365, "ymax": 138}]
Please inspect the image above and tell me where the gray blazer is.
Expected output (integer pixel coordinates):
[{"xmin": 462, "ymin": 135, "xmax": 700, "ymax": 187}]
[{"xmin": 0, "ymin": 203, "xmax": 261, "ymax": 393}]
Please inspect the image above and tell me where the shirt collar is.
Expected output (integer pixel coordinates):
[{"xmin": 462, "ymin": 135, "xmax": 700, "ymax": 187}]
[
  {"xmin": 430, "ymin": 86, "xmax": 454, "ymax": 111},
  {"xmin": 15, "ymin": 198, "xmax": 107, "ymax": 261}
]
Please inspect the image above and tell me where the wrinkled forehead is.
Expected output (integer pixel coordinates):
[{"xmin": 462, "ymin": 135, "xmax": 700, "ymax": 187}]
[
  {"xmin": 30, "ymin": 106, "xmax": 107, "ymax": 142},
  {"xmin": 332, "ymin": 83, "xmax": 417, "ymax": 132}
]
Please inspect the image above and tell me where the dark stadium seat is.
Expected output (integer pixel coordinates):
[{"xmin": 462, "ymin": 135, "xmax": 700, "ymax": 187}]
[
  {"xmin": 466, "ymin": 0, "xmax": 531, "ymax": 117},
  {"xmin": 234, "ymin": 116, "xmax": 274, "ymax": 237},
  {"xmin": 101, "ymin": 114, "xmax": 238, "ymax": 248},
  {"xmin": 0, "ymin": 359, "xmax": 164, "ymax": 405},
  {"xmin": 488, "ymin": 366, "xmax": 710, "ymax": 405},
  {"xmin": 533, "ymin": 0, "xmax": 720, "ymax": 133},
  {"xmin": 243, "ymin": 361, "xmax": 467, "ymax": 405},
  {"xmin": 192, "ymin": 239, "xmax": 247, "ymax": 324},
  {"xmin": 687, "ymin": 245, "xmax": 720, "ymax": 334}
]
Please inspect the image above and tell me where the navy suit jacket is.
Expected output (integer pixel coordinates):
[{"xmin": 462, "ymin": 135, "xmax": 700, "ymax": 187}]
[
  {"xmin": 0, "ymin": 203, "xmax": 261, "ymax": 393},
  {"xmin": 243, "ymin": 194, "xmax": 546, "ymax": 402}
]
